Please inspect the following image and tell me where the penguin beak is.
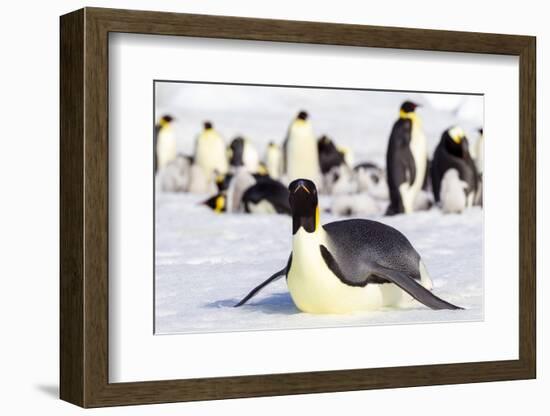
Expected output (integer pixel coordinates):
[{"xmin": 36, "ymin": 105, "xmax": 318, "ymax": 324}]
[
  {"xmin": 289, "ymin": 179, "xmax": 315, "ymax": 195},
  {"xmin": 293, "ymin": 184, "xmax": 310, "ymax": 194}
]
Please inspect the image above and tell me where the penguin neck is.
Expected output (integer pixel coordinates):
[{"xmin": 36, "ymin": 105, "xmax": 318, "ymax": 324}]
[
  {"xmin": 292, "ymin": 207, "xmax": 326, "ymax": 248},
  {"xmin": 399, "ymin": 110, "xmax": 421, "ymax": 127},
  {"xmin": 158, "ymin": 125, "xmax": 175, "ymax": 143},
  {"xmin": 160, "ymin": 123, "xmax": 173, "ymax": 133},
  {"xmin": 292, "ymin": 226, "xmax": 328, "ymax": 254},
  {"xmin": 290, "ymin": 120, "xmax": 312, "ymax": 136},
  {"xmin": 201, "ymin": 129, "xmax": 219, "ymax": 141}
]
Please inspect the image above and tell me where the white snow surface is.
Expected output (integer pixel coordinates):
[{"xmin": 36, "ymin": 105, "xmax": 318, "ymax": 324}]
[{"xmin": 155, "ymin": 193, "xmax": 483, "ymax": 334}]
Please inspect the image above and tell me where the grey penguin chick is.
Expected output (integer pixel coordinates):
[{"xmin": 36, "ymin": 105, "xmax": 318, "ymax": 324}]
[{"xmin": 440, "ymin": 168, "xmax": 468, "ymax": 214}]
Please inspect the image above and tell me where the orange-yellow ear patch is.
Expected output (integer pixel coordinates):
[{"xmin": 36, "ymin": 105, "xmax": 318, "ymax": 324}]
[
  {"xmin": 449, "ymin": 126, "xmax": 465, "ymax": 144},
  {"xmin": 214, "ymin": 195, "xmax": 225, "ymax": 213},
  {"xmin": 315, "ymin": 205, "xmax": 320, "ymax": 229}
]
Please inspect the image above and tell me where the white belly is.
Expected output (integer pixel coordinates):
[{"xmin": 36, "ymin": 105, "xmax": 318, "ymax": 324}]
[
  {"xmin": 287, "ymin": 230, "xmax": 412, "ymax": 314},
  {"xmin": 243, "ymin": 142, "xmax": 260, "ymax": 173},
  {"xmin": 266, "ymin": 148, "xmax": 283, "ymax": 179},
  {"xmin": 399, "ymin": 124, "xmax": 427, "ymax": 213},
  {"xmin": 286, "ymin": 127, "xmax": 320, "ymax": 185},
  {"xmin": 475, "ymin": 134, "xmax": 484, "ymax": 174},
  {"xmin": 247, "ymin": 199, "xmax": 276, "ymax": 214},
  {"xmin": 196, "ymin": 135, "xmax": 228, "ymax": 178},
  {"xmin": 156, "ymin": 129, "xmax": 177, "ymax": 170}
]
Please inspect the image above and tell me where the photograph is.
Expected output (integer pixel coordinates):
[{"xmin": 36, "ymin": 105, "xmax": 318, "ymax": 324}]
[{"xmin": 153, "ymin": 81, "xmax": 484, "ymax": 335}]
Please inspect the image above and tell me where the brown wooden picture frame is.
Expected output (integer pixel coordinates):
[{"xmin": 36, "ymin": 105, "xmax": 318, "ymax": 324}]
[{"xmin": 60, "ymin": 7, "xmax": 536, "ymax": 408}]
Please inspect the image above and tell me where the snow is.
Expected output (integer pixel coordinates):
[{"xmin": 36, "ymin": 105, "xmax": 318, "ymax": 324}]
[
  {"xmin": 155, "ymin": 193, "xmax": 483, "ymax": 334},
  {"xmin": 154, "ymin": 82, "xmax": 483, "ymax": 335}
]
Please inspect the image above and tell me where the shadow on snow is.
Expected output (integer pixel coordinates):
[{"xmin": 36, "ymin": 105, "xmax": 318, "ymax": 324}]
[{"xmin": 205, "ymin": 292, "xmax": 300, "ymax": 315}]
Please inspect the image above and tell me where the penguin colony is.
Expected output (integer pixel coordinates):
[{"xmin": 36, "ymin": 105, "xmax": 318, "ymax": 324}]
[
  {"xmin": 156, "ymin": 102, "xmax": 483, "ymax": 216},
  {"xmin": 156, "ymin": 102, "xmax": 482, "ymax": 314}
]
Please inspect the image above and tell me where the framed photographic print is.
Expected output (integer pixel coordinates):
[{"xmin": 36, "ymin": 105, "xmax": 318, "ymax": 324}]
[{"xmin": 60, "ymin": 7, "xmax": 536, "ymax": 408}]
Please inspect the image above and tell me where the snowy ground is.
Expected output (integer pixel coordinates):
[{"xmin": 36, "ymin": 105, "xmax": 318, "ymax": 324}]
[{"xmin": 155, "ymin": 193, "xmax": 483, "ymax": 334}]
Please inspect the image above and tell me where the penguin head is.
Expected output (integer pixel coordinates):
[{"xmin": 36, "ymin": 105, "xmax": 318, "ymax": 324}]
[
  {"xmin": 399, "ymin": 101, "xmax": 422, "ymax": 121},
  {"xmin": 443, "ymin": 127, "xmax": 469, "ymax": 158},
  {"xmin": 448, "ymin": 126, "xmax": 466, "ymax": 144},
  {"xmin": 296, "ymin": 111, "xmax": 309, "ymax": 121},
  {"xmin": 215, "ymin": 173, "xmax": 232, "ymax": 192},
  {"xmin": 400, "ymin": 101, "xmax": 420, "ymax": 113},
  {"xmin": 288, "ymin": 179, "xmax": 319, "ymax": 234},
  {"xmin": 159, "ymin": 115, "xmax": 174, "ymax": 128},
  {"xmin": 318, "ymin": 135, "xmax": 331, "ymax": 150},
  {"xmin": 202, "ymin": 193, "xmax": 226, "ymax": 213},
  {"xmin": 229, "ymin": 137, "xmax": 245, "ymax": 167},
  {"xmin": 203, "ymin": 121, "xmax": 214, "ymax": 130},
  {"xmin": 478, "ymin": 127, "xmax": 484, "ymax": 135}
]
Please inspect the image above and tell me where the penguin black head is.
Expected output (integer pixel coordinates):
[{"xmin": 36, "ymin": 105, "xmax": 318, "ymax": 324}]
[
  {"xmin": 318, "ymin": 136, "xmax": 345, "ymax": 174},
  {"xmin": 288, "ymin": 179, "xmax": 319, "ymax": 234},
  {"xmin": 215, "ymin": 173, "xmax": 233, "ymax": 192},
  {"xmin": 478, "ymin": 127, "xmax": 484, "ymax": 135},
  {"xmin": 202, "ymin": 193, "xmax": 226, "ymax": 213},
  {"xmin": 400, "ymin": 101, "xmax": 420, "ymax": 113},
  {"xmin": 159, "ymin": 115, "xmax": 174, "ymax": 128},
  {"xmin": 229, "ymin": 137, "xmax": 245, "ymax": 167},
  {"xmin": 443, "ymin": 127, "xmax": 469, "ymax": 158},
  {"xmin": 297, "ymin": 111, "xmax": 309, "ymax": 121},
  {"xmin": 204, "ymin": 121, "xmax": 213, "ymax": 130}
]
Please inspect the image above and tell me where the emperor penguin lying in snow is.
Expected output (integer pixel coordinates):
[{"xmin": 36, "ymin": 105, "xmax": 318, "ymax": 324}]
[{"xmin": 235, "ymin": 179, "xmax": 462, "ymax": 313}]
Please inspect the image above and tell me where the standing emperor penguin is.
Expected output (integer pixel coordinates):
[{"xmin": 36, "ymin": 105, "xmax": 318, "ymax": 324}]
[
  {"xmin": 228, "ymin": 136, "xmax": 260, "ymax": 173},
  {"xmin": 385, "ymin": 101, "xmax": 428, "ymax": 215},
  {"xmin": 283, "ymin": 111, "xmax": 321, "ymax": 186},
  {"xmin": 431, "ymin": 127, "xmax": 478, "ymax": 208},
  {"xmin": 194, "ymin": 121, "xmax": 228, "ymax": 180},
  {"xmin": 265, "ymin": 142, "xmax": 283, "ymax": 180},
  {"xmin": 235, "ymin": 179, "xmax": 461, "ymax": 313},
  {"xmin": 154, "ymin": 115, "xmax": 177, "ymax": 173}
]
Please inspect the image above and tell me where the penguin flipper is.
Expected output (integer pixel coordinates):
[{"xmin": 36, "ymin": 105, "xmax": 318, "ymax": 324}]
[
  {"xmin": 233, "ymin": 268, "xmax": 285, "ymax": 307},
  {"xmin": 372, "ymin": 265, "xmax": 463, "ymax": 310},
  {"xmin": 234, "ymin": 255, "xmax": 292, "ymax": 307},
  {"xmin": 391, "ymin": 119, "xmax": 417, "ymax": 186}
]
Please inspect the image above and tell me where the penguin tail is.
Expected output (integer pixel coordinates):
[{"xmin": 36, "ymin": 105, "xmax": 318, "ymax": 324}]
[
  {"xmin": 373, "ymin": 265, "xmax": 464, "ymax": 311},
  {"xmin": 234, "ymin": 268, "xmax": 287, "ymax": 307}
]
